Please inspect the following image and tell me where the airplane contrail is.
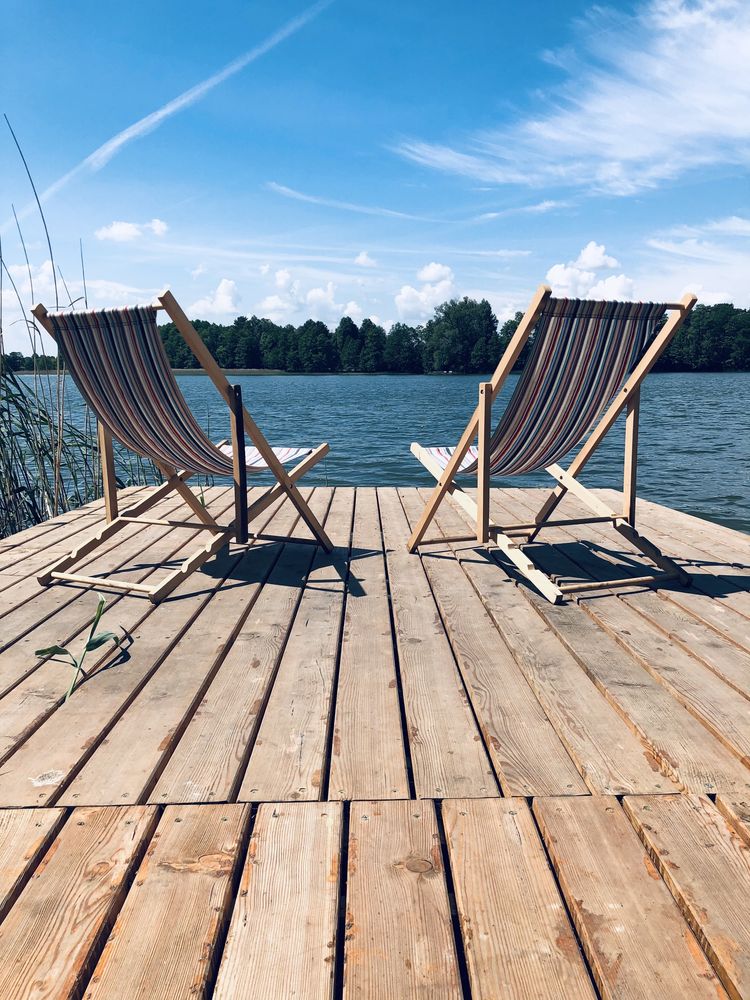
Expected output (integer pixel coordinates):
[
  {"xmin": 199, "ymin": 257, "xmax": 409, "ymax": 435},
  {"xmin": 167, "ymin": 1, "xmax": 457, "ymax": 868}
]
[{"xmin": 4, "ymin": 0, "xmax": 333, "ymax": 230}]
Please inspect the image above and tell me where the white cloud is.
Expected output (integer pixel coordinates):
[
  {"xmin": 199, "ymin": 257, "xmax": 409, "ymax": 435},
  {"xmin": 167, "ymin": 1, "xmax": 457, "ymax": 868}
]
[
  {"xmin": 355, "ymin": 251, "xmax": 377, "ymax": 267},
  {"xmin": 395, "ymin": 262, "xmax": 455, "ymax": 320},
  {"xmin": 190, "ymin": 263, "xmax": 207, "ymax": 279},
  {"xmin": 417, "ymin": 261, "xmax": 453, "ymax": 283},
  {"xmin": 546, "ymin": 242, "xmax": 633, "ymax": 299},
  {"xmin": 588, "ymin": 274, "xmax": 636, "ymax": 299},
  {"xmin": 397, "ymin": 0, "xmax": 750, "ymax": 196},
  {"xmin": 259, "ymin": 263, "xmax": 270, "ymax": 275},
  {"xmin": 258, "ymin": 294, "xmax": 293, "ymax": 323},
  {"xmin": 545, "ymin": 263, "xmax": 597, "ymax": 298},
  {"xmin": 305, "ymin": 281, "xmax": 361, "ymax": 323},
  {"xmin": 274, "ymin": 268, "xmax": 292, "ymax": 289},
  {"xmin": 188, "ymin": 278, "xmax": 239, "ymax": 317},
  {"xmin": 95, "ymin": 221, "xmax": 142, "ymax": 243},
  {"xmin": 574, "ymin": 241, "xmax": 619, "ymax": 269},
  {"xmin": 95, "ymin": 218, "xmax": 168, "ymax": 242}
]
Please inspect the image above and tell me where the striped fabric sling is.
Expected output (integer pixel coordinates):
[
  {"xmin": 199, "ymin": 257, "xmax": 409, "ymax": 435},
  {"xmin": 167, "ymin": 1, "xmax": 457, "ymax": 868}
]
[
  {"xmin": 49, "ymin": 306, "xmax": 310, "ymax": 474},
  {"xmin": 426, "ymin": 298, "xmax": 666, "ymax": 477}
]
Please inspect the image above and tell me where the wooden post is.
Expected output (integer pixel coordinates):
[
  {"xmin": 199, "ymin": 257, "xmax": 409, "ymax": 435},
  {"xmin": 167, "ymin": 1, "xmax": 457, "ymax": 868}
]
[
  {"xmin": 97, "ymin": 421, "xmax": 118, "ymax": 523},
  {"xmin": 476, "ymin": 382, "xmax": 492, "ymax": 544},
  {"xmin": 623, "ymin": 387, "xmax": 640, "ymax": 527},
  {"xmin": 230, "ymin": 384, "xmax": 248, "ymax": 544}
]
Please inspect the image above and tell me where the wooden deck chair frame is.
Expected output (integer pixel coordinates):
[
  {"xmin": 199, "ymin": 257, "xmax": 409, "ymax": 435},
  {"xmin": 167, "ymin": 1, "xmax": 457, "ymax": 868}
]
[
  {"xmin": 408, "ymin": 284, "xmax": 697, "ymax": 604},
  {"xmin": 31, "ymin": 290, "xmax": 332, "ymax": 602}
]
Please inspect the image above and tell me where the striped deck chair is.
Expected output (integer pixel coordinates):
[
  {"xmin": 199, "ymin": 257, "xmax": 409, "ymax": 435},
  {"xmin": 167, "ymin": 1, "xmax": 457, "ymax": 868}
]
[
  {"xmin": 31, "ymin": 290, "xmax": 332, "ymax": 602},
  {"xmin": 408, "ymin": 284, "xmax": 697, "ymax": 603}
]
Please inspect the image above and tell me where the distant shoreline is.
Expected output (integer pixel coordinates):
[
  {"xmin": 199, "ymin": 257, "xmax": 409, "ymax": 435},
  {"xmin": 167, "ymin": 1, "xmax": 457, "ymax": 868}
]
[{"xmin": 14, "ymin": 368, "xmax": 750, "ymax": 377}]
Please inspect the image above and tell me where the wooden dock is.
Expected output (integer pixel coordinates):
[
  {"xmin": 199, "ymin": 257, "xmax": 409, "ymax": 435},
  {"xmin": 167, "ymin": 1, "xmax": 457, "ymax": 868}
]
[{"xmin": 0, "ymin": 484, "xmax": 749, "ymax": 998}]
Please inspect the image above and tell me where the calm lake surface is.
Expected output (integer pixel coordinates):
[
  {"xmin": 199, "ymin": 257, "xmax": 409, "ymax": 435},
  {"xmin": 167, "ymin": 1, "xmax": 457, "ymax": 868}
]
[{"xmin": 33, "ymin": 371, "xmax": 750, "ymax": 533}]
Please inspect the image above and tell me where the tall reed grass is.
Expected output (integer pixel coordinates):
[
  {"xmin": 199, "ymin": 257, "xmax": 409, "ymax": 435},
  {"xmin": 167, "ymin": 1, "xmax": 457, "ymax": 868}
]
[{"xmin": 0, "ymin": 118, "xmax": 158, "ymax": 540}]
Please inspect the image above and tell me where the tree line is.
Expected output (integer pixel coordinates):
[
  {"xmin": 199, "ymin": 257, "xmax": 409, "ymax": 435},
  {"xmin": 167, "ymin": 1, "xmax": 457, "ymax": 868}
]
[{"xmin": 4, "ymin": 298, "xmax": 749, "ymax": 374}]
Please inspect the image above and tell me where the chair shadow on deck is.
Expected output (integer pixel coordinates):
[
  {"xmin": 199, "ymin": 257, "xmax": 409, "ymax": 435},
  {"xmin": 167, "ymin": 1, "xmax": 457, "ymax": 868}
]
[{"xmin": 474, "ymin": 535, "xmax": 750, "ymax": 601}]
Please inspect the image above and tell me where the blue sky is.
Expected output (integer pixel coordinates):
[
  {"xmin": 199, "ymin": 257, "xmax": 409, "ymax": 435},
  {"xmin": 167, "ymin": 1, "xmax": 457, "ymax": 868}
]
[{"xmin": 1, "ymin": 0, "xmax": 749, "ymax": 352}]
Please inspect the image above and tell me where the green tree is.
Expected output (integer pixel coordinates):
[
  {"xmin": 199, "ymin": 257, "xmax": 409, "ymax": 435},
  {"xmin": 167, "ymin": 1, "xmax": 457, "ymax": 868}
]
[
  {"xmin": 335, "ymin": 316, "xmax": 363, "ymax": 371},
  {"xmin": 384, "ymin": 323, "xmax": 423, "ymax": 372},
  {"xmin": 297, "ymin": 320, "xmax": 338, "ymax": 372},
  {"xmin": 422, "ymin": 297, "xmax": 499, "ymax": 373},
  {"xmin": 359, "ymin": 318, "xmax": 386, "ymax": 372}
]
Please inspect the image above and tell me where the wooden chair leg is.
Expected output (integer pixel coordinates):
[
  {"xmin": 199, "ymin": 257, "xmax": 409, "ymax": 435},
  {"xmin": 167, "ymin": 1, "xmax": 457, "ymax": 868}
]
[
  {"xmin": 98, "ymin": 422, "xmax": 118, "ymax": 523},
  {"xmin": 476, "ymin": 382, "xmax": 491, "ymax": 544},
  {"xmin": 229, "ymin": 383, "xmax": 248, "ymax": 544},
  {"xmin": 623, "ymin": 389, "xmax": 640, "ymax": 527}
]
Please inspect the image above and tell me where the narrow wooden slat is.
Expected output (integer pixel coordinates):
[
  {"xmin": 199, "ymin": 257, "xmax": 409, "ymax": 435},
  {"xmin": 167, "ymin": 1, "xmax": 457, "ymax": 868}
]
[
  {"xmin": 238, "ymin": 489, "xmax": 353, "ymax": 801},
  {"xmin": 57, "ymin": 490, "xmax": 313, "ymax": 807},
  {"xmin": 0, "ymin": 490, "xmax": 197, "ymax": 652},
  {"xmin": 0, "ymin": 498, "xmax": 252, "ymax": 807},
  {"xmin": 345, "ymin": 799, "xmax": 461, "ymax": 998},
  {"xmin": 378, "ymin": 488, "xmax": 497, "ymax": 798},
  {"xmin": 581, "ymin": 595, "xmax": 750, "ymax": 768},
  {"xmin": 328, "ymin": 487, "xmax": 409, "ymax": 800},
  {"xmin": 534, "ymin": 796, "xmax": 728, "ymax": 1000},
  {"xmin": 148, "ymin": 523, "xmax": 324, "ymax": 804},
  {"xmin": 0, "ymin": 806, "xmax": 157, "ymax": 1000},
  {"xmin": 0, "ymin": 808, "xmax": 66, "ymax": 921},
  {"xmin": 524, "ymin": 595, "xmax": 750, "ymax": 796},
  {"xmin": 502, "ymin": 488, "xmax": 750, "ymax": 695},
  {"xmin": 59, "ymin": 542, "xmax": 281, "ymax": 806},
  {"xmin": 715, "ymin": 794, "xmax": 750, "ymax": 844},
  {"xmin": 443, "ymin": 798, "xmax": 596, "ymax": 999},
  {"xmin": 213, "ymin": 801, "xmax": 341, "ymax": 1000},
  {"xmin": 429, "ymin": 491, "xmax": 674, "ymax": 794},
  {"xmin": 624, "ymin": 795, "xmax": 750, "ymax": 1000},
  {"xmin": 480, "ymin": 494, "xmax": 750, "ymax": 797},
  {"xmin": 83, "ymin": 804, "xmax": 249, "ymax": 999},
  {"xmin": 399, "ymin": 488, "xmax": 587, "ymax": 796}
]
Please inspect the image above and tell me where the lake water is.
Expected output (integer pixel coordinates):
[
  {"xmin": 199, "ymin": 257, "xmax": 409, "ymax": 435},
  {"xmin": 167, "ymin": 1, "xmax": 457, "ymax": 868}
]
[{"xmin": 26, "ymin": 371, "xmax": 750, "ymax": 533}]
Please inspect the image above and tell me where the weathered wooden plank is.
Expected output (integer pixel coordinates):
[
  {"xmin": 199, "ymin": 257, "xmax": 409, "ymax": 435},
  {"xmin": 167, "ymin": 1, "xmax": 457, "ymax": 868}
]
[
  {"xmin": 377, "ymin": 488, "xmax": 497, "ymax": 798},
  {"xmin": 213, "ymin": 801, "xmax": 341, "ymax": 1000},
  {"xmin": 0, "ymin": 487, "xmax": 205, "ymax": 633},
  {"xmin": 443, "ymin": 798, "xmax": 595, "ymax": 998},
  {"xmin": 0, "ymin": 805, "xmax": 157, "ymax": 1000},
  {"xmin": 328, "ymin": 487, "xmax": 409, "ymax": 800},
  {"xmin": 238, "ymin": 488, "xmax": 353, "ymax": 801},
  {"xmin": 58, "ymin": 490, "xmax": 317, "ymax": 807},
  {"xmin": 0, "ymin": 495, "xmax": 260, "ymax": 807},
  {"xmin": 624, "ymin": 794, "xmax": 750, "ymax": 1000},
  {"xmin": 344, "ymin": 799, "xmax": 461, "ymax": 998},
  {"xmin": 715, "ymin": 794, "xmax": 750, "ymax": 844},
  {"xmin": 0, "ymin": 808, "xmax": 66, "ymax": 921},
  {"xmin": 596, "ymin": 489, "xmax": 750, "ymax": 631},
  {"xmin": 523, "ymin": 593, "xmax": 750, "ymax": 795},
  {"xmin": 399, "ymin": 488, "xmax": 587, "ymax": 797},
  {"xmin": 83, "ymin": 804, "xmax": 249, "ymax": 999},
  {"xmin": 508, "ymin": 487, "xmax": 750, "ymax": 676},
  {"xmin": 0, "ymin": 489, "xmax": 234, "ymax": 701},
  {"xmin": 148, "ymin": 525, "xmax": 323, "ymax": 804},
  {"xmin": 582, "ymin": 595, "xmax": 750, "ymax": 768},
  {"xmin": 0, "ymin": 487, "xmax": 144, "ymax": 559},
  {"xmin": 0, "ymin": 493, "xmax": 186, "ymax": 646},
  {"xmin": 429, "ymin": 491, "xmax": 673, "ymax": 794},
  {"xmin": 534, "ymin": 796, "xmax": 728, "ymax": 1000},
  {"xmin": 478, "ymin": 498, "xmax": 750, "ymax": 797}
]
